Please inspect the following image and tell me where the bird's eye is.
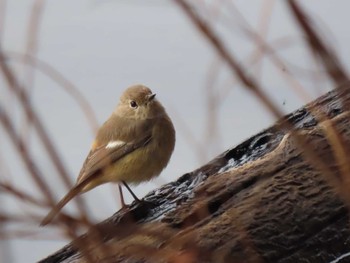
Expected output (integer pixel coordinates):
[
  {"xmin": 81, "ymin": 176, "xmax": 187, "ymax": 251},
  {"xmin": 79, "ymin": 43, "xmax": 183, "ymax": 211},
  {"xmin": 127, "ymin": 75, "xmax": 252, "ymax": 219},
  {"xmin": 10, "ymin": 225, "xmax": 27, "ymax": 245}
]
[{"xmin": 130, "ymin": 100, "xmax": 138, "ymax": 108}]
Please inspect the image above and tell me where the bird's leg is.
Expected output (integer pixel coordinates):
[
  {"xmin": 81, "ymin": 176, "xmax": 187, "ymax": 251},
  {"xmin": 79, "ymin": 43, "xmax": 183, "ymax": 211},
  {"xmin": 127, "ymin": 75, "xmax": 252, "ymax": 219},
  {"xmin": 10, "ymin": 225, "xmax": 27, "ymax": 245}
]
[
  {"xmin": 118, "ymin": 184, "xmax": 127, "ymax": 208},
  {"xmin": 122, "ymin": 181, "xmax": 141, "ymax": 203}
]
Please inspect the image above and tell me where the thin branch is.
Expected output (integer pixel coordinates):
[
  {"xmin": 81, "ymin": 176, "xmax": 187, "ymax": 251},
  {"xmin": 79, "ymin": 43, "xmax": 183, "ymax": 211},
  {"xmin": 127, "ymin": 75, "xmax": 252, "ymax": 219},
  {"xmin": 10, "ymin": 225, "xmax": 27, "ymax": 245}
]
[
  {"xmin": 0, "ymin": 48, "xmax": 88, "ymax": 218},
  {"xmin": 21, "ymin": 0, "xmax": 46, "ymax": 141},
  {"xmin": 287, "ymin": 0, "xmax": 350, "ymax": 89},
  {"xmin": 223, "ymin": 0, "xmax": 312, "ymax": 102},
  {"xmin": 0, "ymin": 182, "xmax": 45, "ymax": 207},
  {"xmin": 0, "ymin": 104, "xmax": 55, "ymax": 205},
  {"xmin": 174, "ymin": 0, "xmax": 284, "ymax": 119},
  {"xmin": 5, "ymin": 51, "xmax": 99, "ymax": 133}
]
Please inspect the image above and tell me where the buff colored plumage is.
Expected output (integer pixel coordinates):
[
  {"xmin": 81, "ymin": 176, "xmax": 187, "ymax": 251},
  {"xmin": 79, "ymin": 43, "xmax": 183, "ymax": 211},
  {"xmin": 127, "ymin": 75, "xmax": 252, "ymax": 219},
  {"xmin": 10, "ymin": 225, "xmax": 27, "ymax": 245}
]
[{"xmin": 41, "ymin": 85, "xmax": 175, "ymax": 225}]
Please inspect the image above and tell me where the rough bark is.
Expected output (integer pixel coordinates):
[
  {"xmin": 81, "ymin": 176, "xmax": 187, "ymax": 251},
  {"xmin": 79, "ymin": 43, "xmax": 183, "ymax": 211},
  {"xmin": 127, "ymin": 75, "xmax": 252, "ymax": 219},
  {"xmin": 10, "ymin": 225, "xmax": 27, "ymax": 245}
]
[{"xmin": 40, "ymin": 87, "xmax": 350, "ymax": 263}]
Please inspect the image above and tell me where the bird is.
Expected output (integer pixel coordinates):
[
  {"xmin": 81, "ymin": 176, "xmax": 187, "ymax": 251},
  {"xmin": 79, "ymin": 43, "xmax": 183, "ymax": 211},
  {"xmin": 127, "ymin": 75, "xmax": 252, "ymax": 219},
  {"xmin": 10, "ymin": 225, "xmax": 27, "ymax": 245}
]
[{"xmin": 41, "ymin": 84, "xmax": 176, "ymax": 225}]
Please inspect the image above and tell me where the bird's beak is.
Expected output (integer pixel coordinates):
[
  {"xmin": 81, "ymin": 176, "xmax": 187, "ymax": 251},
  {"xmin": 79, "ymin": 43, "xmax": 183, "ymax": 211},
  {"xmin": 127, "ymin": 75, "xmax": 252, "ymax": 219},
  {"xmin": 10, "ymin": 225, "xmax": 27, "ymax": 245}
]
[{"xmin": 147, "ymin": 93, "xmax": 156, "ymax": 101}]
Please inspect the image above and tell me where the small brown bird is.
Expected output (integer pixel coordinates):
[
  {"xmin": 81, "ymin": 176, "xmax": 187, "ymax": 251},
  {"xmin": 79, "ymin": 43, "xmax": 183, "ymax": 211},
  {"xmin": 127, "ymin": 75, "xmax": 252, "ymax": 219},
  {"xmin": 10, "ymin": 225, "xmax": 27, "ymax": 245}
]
[{"xmin": 41, "ymin": 84, "xmax": 175, "ymax": 225}]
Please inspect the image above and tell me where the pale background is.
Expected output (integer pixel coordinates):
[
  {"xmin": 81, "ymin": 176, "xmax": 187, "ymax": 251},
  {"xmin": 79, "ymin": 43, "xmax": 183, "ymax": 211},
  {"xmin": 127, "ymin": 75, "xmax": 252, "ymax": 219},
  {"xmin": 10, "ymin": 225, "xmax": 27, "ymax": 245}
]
[{"xmin": 1, "ymin": 1, "xmax": 349, "ymax": 262}]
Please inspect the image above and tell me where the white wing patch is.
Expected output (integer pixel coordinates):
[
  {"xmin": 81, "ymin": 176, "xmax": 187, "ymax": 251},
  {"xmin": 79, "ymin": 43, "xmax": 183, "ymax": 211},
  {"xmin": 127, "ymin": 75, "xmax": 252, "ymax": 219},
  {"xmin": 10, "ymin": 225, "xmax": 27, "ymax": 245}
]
[{"xmin": 106, "ymin": 140, "xmax": 125, "ymax": 149}]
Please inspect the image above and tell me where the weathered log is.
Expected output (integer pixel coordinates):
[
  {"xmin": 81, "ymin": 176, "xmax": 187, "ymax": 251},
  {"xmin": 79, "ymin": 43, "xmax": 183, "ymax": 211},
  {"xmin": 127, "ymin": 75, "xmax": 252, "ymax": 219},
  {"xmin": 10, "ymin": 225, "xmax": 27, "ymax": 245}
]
[{"xmin": 40, "ymin": 86, "xmax": 350, "ymax": 263}]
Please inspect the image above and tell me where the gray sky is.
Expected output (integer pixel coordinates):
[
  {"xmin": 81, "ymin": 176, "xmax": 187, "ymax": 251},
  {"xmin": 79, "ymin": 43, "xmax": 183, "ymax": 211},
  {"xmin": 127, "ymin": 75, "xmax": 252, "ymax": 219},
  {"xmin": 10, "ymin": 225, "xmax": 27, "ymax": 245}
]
[{"xmin": 1, "ymin": 1, "xmax": 350, "ymax": 262}]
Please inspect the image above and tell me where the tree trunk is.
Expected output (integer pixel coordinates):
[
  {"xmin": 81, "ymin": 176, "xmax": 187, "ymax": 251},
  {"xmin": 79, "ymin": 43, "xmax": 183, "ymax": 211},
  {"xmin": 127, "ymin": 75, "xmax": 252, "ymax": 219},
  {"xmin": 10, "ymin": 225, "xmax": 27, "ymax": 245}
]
[{"xmin": 40, "ymin": 87, "xmax": 350, "ymax": 263}]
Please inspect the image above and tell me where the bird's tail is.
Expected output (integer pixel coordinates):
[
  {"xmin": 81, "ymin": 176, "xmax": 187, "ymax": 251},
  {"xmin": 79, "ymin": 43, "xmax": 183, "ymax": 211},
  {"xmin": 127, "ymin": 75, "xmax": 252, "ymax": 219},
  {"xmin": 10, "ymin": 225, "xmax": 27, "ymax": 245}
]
[{"xmin": 40, "ymin": 186, "xmax": 82, "ymax": 226}]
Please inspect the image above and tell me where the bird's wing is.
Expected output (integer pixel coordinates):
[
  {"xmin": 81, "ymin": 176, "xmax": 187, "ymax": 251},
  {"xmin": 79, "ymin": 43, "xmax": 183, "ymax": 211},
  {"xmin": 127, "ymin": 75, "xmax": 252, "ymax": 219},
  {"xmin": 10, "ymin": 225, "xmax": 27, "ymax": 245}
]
[
  {"xmin": 77, "ymin": 134, "xmax": 152, "ymax": 185},
  {"xmin": 40, "ymin": 134, "xmax": 152, "ymax": 226}
]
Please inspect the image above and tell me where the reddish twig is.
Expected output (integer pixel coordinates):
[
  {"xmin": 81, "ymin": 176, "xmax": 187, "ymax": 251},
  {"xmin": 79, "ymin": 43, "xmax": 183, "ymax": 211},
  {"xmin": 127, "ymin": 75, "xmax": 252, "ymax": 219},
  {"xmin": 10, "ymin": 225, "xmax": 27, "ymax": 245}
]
[{"xmin": 287, "ymin": 0, "xmax": 350, "ymax": 89}]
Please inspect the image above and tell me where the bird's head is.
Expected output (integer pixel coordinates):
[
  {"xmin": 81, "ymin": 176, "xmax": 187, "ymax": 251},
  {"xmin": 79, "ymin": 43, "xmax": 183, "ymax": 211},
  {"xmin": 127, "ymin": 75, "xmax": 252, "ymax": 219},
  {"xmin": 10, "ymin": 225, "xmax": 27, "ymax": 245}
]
[{"xmin": 115, "ymin": 84, "xmax": 165, "ymax": 120}]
